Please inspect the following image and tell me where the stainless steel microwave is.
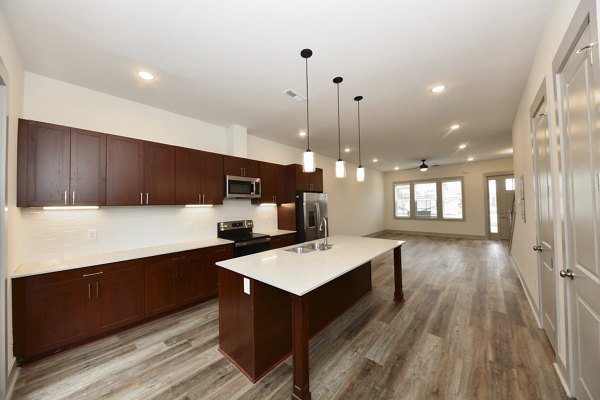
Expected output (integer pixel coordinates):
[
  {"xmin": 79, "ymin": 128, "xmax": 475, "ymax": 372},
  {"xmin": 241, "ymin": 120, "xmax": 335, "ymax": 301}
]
[{"xmin": 224, "ymin": 175, "xmax": 261, "ymax": 199}]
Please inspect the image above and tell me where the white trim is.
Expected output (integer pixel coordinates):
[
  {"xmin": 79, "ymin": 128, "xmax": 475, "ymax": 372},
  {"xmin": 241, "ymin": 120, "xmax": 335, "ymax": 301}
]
[
  {"xmin": 509, "ymin": 255, "xmax": 542, "ymax": 328},
  {"xmin": 6, "ymin": 363, "xmax": 19, "ymax": 400},
  {"xmin": 553, "ymin": 363, "xmax": 572, "ymax": 398}
]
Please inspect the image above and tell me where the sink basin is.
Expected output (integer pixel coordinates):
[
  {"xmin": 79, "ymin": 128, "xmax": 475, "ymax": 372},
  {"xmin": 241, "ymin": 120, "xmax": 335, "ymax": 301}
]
[
  {"xmin": 303, "ymin": 243, "xmax": 333, "ymax": 251},
  {"xmin": 284, "ymin": 246, "xmax": 315, "ymax": 254}
]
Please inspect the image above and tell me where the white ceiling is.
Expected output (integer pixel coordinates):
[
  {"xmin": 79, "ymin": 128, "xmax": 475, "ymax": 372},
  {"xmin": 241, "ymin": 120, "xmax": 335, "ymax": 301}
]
[{"xmin": 0, "ymin": 0, "xmax": 550, "ymax": 171}]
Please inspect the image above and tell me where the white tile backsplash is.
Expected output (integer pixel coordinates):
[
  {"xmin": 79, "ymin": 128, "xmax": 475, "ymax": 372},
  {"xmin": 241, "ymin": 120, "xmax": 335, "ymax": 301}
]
[{"xmin": 19, "ymin": 199, "xmax": 278, "ymax": 263}]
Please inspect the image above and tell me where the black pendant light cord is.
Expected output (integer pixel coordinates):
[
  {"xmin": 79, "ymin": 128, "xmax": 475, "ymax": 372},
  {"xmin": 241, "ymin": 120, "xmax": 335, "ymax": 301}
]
[
  {"xmin": 337, "ymin": 81, "xmax": 341, "ymax": 160},
  {"xmin": 305, "ymin": 56, "xmax": 310, "ymax": 151},
  {"xmin": 357, "ymin": 98, "xmax": 362, "ymax": 167}
]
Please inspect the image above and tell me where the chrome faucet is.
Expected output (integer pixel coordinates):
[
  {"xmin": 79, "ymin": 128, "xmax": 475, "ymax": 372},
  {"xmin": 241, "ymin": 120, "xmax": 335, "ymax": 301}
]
[{"xmin": 319, "ymin": 217, "xmax": 328, "ymax": 246}]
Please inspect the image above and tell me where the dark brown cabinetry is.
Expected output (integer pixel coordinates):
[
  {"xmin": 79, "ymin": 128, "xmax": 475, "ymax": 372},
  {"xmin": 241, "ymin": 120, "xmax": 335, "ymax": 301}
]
[
  {"xmin": 17, "ymin": 119, "xmax": 106, "ymax": 207},
  {"xmin": 175, "ymin": 147, "xmax": 224, "ymax": 205},
  {"xmin": 258, "ymin": 161, "xmax": 285, "ymax": 204},
  {"xmin": 12, "ymin": 260, "xmax": 144, "ymax": 360},
  {"xmin": 106, "ymin": 137, "xmax": 175, "ymax": 205},
  {"xmin": 224, "ymin": 155, "xmax": 259, "ymax": 177},
  {"xmin": 144, "ymin": 250, "xmax": 205, "ymax": 318},
  {"xmin": 285, "ymin": 164, "xmax": 324, "ymax": 202},
  {"xmin": 270, "ymin": 233, "xmax": 296, "ymax": 249},
  {"xmin": 205, "ymin": 244, "xmax": 235, "ymax": 297}
]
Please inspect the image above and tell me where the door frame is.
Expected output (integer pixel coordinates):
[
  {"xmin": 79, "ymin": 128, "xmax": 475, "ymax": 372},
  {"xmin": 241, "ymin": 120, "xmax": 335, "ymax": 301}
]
[
  {"xmin": 0, "ymin": 63, "xmax": 7, "ymax": 400},
  {"xmin": 484, "ymin": 171, "xmax": 514, "ymax": 240},
  {"xmin": 551, "ymin": 0, "xmax": 598, "ymax": 395}
]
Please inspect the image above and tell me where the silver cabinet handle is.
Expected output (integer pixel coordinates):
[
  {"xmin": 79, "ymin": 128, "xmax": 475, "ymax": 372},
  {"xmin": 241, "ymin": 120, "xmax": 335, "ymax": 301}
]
[
  {"xmin": 172, "ymin": 256, "xmax": 186, "ymax": 261},
  {"xmin": 83, "ymin": 271, "xmax": 104, "ymax": 277},
  {"xmin": 88, "ymin": 283, "xmax": 91, "ymax": 300},
  {"xmin": 64, "ymin": 190, "xmax": 67, "ymax": 205},
  {"xmin": 96, "ymin": 282, "xmax": 99, "ymax": 298},
  {"xmin": 72, "ymin": 191, "xmax": 75, "ymax": 205},
  {"xmin": 199, "ymin": 194, "xmax": 201, "ymax": 204},
  {"xmin": 140, "ymin": 193, "xmax": 143, "ymax": 205},
  {"xmin": 146, "ymin": 193, "xmax": 149, "ymax": 205},
  {"xmin": 203, "ymin": 194, "xmax": 205, "ymax": 204}
]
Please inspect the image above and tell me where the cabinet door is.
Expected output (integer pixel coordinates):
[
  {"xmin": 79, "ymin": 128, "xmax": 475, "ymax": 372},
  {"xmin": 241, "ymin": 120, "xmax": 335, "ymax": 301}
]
[
  {"xmin": 70, "ymin": 128, "xmax": 106, "ymax": 206},
  {"xmin": 23, "ymin": 276, "xmax": 89, "ymax": 357},
  {"xmin": 94, "ymin": 260, "xmax": 145, "ymax": 334},
  {"xmin": 205, "ymin": 245, "xmax": 234, "ymax": 297},
  {"xmin": 144, "ymin": 142, "xmax": 175, "ymax": 205},
  {"xmin": 145, "ymin": 256, "xmax": 178, "ymax": 317},
  {"xmin": 223, "ymin": 155, "xmax": 259, "ymax": 177},
  {"xmin": 311, "ymin": 168, "xmax": 324, "ymax": 192},
  {"xmin": 177, "ymin": 252, "xmax": 206, "ymax": 306},
  {"xmin": 293, "ymin": 164, "xmax": 312, "ymax": 192},
  {"xmin": 200, "ymin": 151, "xmax": 224, "ymax": 205},
  {"xmin": 175, "ymin": 147, "xmax": 203, "ymax": 205},
  {"xmin": 259, "ymin": 161, "xmax": 285, "ymax": 204},
  {"xmin": 106, "ymin": 135, "xmax": 144, "ymax": 206},
  {"xmin": 20, "ymin": 120, "xmax": 70, "ymax": 207},
  {"xmin": 270, "ymin": 233, "xmax": 296, "ymax": 249}
]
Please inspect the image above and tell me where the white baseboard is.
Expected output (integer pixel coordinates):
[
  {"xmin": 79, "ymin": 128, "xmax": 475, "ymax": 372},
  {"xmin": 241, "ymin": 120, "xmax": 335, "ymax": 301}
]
[
  {"xmin": 377, "ymin": 229, "xmax": 486, "ymax": 240},
  {"xmin": 553, "ymin": 363, "xmax": 572, "ymax": 398},
  {"xmin": 6, "ymin": 362, "xmax": 19, "ymax": 400},
  {"xmin": 509, "ymin": 255, "xmax": 542, "ymax": 328}
]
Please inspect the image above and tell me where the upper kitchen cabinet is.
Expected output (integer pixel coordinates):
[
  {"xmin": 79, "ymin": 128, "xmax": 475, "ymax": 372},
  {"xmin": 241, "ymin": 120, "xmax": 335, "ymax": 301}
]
[
  {"xmin": 223, "ymin": 155, "xmax": 259, "ymax": 178},
  {"xmin": 285, "ymin": 164, "xmax": 324, "ymax": 201},
  {"xmin": 106, "ymin": 137, "xmax": 175, "ymax": 206},
  {"xmin": 17, "ymin": 119, "xmax": 106, "ymax": 207},
  {"xmin": 258, "ymin": 161, "xmax": 285, "ymax": 204},
  {"xmin": 175, "ymin": 147, "xmax": 224, "ymax": 205}
]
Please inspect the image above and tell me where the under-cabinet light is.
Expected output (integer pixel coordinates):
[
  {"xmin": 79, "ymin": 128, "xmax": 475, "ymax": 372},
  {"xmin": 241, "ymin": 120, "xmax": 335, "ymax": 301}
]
[
  {"xmin": 43, "ymin": 206, "xmax": 99, "ymax": 211},
  {"xmin": 185, "ymin": 204, "xmax": 213, "ymax": 208},
  {"xmin": 259, "ymin": 203, "xmax": 277, "ymax": 207}
]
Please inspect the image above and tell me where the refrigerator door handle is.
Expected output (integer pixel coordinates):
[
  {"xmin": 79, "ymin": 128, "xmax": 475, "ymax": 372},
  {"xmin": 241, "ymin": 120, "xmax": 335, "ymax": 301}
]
[{"xmin": 315, "ymin": 202, "xmax": 321, "ymax": 238}]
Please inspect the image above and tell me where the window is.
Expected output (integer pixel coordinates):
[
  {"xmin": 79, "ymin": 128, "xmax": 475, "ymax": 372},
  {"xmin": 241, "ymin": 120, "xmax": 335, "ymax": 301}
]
[
  {"xmin": 394, "ymin": 183, "xmax": 411, "ymax": 218},
  {"xmin": 505, "ymin": 177, "xmax": 515, "ymax": 191},
  {"xmin": 414, "ymin": 182, "xmax": 437, "ymax": 218},
  {"xmin": 393, "ymin": 178, "xmax": 464, "ymax": 220}
]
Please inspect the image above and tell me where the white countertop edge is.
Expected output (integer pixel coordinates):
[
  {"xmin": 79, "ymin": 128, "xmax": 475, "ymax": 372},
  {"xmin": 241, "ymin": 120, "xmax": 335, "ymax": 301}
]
[
  {"xmin": 217, "ymin": 236, "xmax": 405, "ymax": 297},
  {"xmin": 13, "ymin": 238, "xmax": 234, "ymax": 279},
  {"xmin": 259, "ymin": 229, "xmax": 296, "ymax": 236}
]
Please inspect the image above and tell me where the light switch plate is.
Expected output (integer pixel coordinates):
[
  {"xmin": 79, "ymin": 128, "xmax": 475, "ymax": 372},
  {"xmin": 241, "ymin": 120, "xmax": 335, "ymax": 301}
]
[{"xmin": 243, "ymin": 277, "xmax": 250, "ymax": 295}]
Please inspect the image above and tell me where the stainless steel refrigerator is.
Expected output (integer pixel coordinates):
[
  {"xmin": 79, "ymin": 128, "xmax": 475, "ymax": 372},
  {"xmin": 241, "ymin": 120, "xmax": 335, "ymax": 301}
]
[{"xmin": 295, "ymin": 192, "xmax": 328, "ymax": 243}]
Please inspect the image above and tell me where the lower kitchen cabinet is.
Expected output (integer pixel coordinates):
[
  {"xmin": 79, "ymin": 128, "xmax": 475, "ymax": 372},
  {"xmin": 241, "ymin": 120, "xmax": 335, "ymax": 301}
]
[
  {"xmin": 205, "ymin": 244, "xmax": 235, "ymax": 297},
  {"xmin": 270, "ymin": 233, "xmax": 296, "ymax": 249},
  {"xmin": 12, "ymin": 259, "xmax": 145, "ymax": 361}
]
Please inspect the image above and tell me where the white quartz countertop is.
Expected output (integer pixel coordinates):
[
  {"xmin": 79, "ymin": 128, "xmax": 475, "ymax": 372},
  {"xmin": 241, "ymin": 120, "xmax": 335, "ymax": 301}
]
[
  {"xmin": 216, "ymin": 235, "xmax": 405, "ymax": 296},
  {"xmin": 258, "ymin": 229, "xmax": 296, "ymax": 236},
  {"xmin": 13, "ymin": 238, "xmax": 233, "ymax": 278}
]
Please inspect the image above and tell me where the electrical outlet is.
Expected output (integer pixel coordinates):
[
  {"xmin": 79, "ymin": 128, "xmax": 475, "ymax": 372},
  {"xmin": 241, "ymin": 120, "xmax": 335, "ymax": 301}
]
[{"xmin": 87, "ymin": 229, "xmax": 97, "ymax": 241}]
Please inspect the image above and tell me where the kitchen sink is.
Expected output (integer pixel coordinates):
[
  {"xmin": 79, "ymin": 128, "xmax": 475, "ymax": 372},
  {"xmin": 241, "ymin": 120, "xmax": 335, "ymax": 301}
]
[{"xmin": 284, "ymin": 243, "xmax": 333, "ymax": 253}]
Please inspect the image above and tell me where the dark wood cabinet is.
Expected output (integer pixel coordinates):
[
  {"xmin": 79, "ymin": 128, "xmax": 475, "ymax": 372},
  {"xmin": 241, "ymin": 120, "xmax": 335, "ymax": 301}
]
[
  {"xmin": 205, "ymin": 244, "xmax": 235, "ymax": 297},
  {"xmin": 106, "ymin": 135, "xmax": 144, "ymax": 206},
  {"xmin": 175, "ymin": 147, "xmax": 224, "ymax": 205},
  {"xmin": 12, "ymin": 260, "xmax": 144, "ymax": 361},
  {"xmin": 144, "ymin": 141, "xmax": 175, "ymax": 205},
  {"xmin": 223, "ymin": 155, "xmax": 259, "ymax": 177},
  {"xmin": 270, "ymin": 233, "xmax": 296, "ymax": 249},
  {"xmin": 17, "ymin": 119, "xmax": 106, "ymax": 207},
  {"xmin": 285, "ymin": 164, "xmax": 324, "ymax": 202},
  {"xmin": 258, "ymin": 161, "xmax": 285, "ymax": 204}
]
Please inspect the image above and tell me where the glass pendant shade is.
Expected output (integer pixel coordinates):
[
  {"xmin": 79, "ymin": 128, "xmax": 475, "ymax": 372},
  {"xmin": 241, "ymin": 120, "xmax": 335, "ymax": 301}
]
[
  {"xmin": 356, "ymin": 166, "xmax": 365, "ymax": 182},
  {"xmin": 335, "ymin": 159, "xmax": 346, "ymax": 178},
  {"xmin": 303, "ymin": 150, "xmax": 315, "ymax": 172}
]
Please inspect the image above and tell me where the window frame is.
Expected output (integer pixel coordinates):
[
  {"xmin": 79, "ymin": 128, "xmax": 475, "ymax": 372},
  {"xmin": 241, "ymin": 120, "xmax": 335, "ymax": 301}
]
[{"xmin": 393, "ymin": 176, "xmax": 466, "ymax": 221}]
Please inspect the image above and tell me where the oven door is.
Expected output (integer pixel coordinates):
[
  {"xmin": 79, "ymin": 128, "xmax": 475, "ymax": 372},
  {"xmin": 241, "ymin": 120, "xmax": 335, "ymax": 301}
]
[
  {"xmin": 234, "ymin": 237, "xmax": 271, "ymax": 257},
  {"xmin": 225, "ymin": 176, "xmax": 261, "ymax": 199}
]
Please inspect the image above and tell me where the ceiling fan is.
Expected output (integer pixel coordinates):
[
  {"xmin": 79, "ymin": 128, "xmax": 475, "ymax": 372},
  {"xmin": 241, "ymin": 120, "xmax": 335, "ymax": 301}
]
[{"xmin": 417, "ymin": 159, "xmax": 441, "ymax": 172}]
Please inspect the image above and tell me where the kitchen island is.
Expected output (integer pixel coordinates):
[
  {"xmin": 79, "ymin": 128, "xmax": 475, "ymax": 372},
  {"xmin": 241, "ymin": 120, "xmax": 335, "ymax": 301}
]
[{"xmin": 216, "ymin": 235, "xmax": 405, "ymax": 400}]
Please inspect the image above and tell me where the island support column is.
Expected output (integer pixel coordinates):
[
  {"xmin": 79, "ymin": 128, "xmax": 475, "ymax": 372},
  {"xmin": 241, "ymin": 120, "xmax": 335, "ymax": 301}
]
[
  {"xmin": 291, "ymin": 295, "xmax": 311, "ymax": 400},
  {"xmin": 393, "ymin": 245, "xmax": 405, "ymax": 303}
]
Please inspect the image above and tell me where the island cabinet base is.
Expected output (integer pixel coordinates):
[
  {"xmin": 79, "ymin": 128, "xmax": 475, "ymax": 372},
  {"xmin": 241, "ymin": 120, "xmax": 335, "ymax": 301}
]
[{"xmin": 218, "ymin": 262, "xmax": 372, "ymax": 382}]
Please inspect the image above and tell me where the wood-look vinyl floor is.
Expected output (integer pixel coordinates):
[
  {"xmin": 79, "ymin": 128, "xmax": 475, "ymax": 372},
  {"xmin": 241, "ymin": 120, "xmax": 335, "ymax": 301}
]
[{"xmin": 11, "ymin": 234, "xmax": 569, "ymax": 400}]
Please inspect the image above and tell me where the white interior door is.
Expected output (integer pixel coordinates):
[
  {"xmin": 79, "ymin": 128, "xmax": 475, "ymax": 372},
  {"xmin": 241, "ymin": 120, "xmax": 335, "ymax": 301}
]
[
  {"xmin": 487, "ymin": 175, "xmax": 514, "ymax": 241},
  {"xmin": 532, "ymin": 99, "xmax": 557, "ymax": 353},
  {"xmin": 557, "ymin": 21, "xmax": 600, "ymax": 400}
]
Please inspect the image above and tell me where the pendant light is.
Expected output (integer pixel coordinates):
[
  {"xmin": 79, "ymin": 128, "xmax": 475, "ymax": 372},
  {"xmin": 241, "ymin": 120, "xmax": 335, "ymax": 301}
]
[
  {"xmin": 354, "ymin": 95, "xmax": 365, "ymax": 182},
  {"xmin": 301, "ymin": 49, "xmax": 315, "ymax": 172},
  {"xmin": 333, "ymin": 77, "xmax": 346, "ymax": 178}
]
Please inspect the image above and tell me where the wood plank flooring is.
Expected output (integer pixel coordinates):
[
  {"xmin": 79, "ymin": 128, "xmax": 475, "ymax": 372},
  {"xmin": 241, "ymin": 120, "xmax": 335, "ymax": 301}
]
[{"xmin": 11, "ymin": 234, "xmax": 569, "ymax": 399}]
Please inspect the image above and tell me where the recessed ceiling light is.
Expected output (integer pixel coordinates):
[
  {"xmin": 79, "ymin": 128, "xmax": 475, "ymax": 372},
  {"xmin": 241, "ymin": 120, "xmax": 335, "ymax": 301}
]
[
  {"xmin": 372, "ymin": 158, "xmax": 378, "ymax": 163},
  {"xmin": 431, "ymin": 85, "xmax": 445, "ymax": 93},
  {"xmin": 394, "ymin": 167, "xmax": 399, "ymax": 171},
  {"xmin": 450, "ymin": 124, "xmax": 460, "ymax": 130},
  {"xmin": 137, "ymin": 71, "xmax": 154, "ymax": 80},
  {"xmin": 467, "ymin": 157, "xmax": 474, "ymax": 161},
  {"xmin": 298, "ymin": 131, "xmax": 306, "ymax": 137},
  {"xmin": 344, "ymin": 147, "xmax": 350, "ymax": 153},
  {"xmin": 459, "ymin": 144, "xmax": 466, "ymax": 149}
]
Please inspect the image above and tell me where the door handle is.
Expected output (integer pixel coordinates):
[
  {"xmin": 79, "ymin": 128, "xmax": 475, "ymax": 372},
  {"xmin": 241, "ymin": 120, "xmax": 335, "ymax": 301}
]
[
  {"xmin": 96, "ymin": 282, "xmax": 99, "ymax": 298},
  {"xmin": 532, "ymin": 245, "xmax": 542, "ymax": 251},
  {"xmin": 559, "ymin": 269, "xmax": 574, "ymax": 279}
]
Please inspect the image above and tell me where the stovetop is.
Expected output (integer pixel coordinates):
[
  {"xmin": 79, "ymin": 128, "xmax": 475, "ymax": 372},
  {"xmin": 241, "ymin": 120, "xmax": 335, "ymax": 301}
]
[{"xmin": 217, "ymin": 220, "xmax": 270, "ymax": 243}]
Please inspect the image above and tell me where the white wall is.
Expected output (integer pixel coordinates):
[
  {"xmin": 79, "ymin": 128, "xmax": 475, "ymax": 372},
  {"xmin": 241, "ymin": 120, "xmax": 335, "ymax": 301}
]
[
  {"xmin": 510, "ymin": 0, "xmax": 581, "ymax": 380},
  {"xmin": 383, "ymin": 158, "xmax": 513, "ymax": 237},
  {"xmin": 248, "ymin": 135, "xmax": 386, "ymax": 237},
  {"xmin": 0, "ymin": 5, "xmax": 24, "ymax": 394}
]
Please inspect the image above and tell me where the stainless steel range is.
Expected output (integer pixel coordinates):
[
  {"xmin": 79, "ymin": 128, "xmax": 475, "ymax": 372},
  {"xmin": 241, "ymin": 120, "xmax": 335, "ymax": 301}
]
[{"xmin": 217, "ymin": 220, "xmax": 271, "ymax": 257}]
